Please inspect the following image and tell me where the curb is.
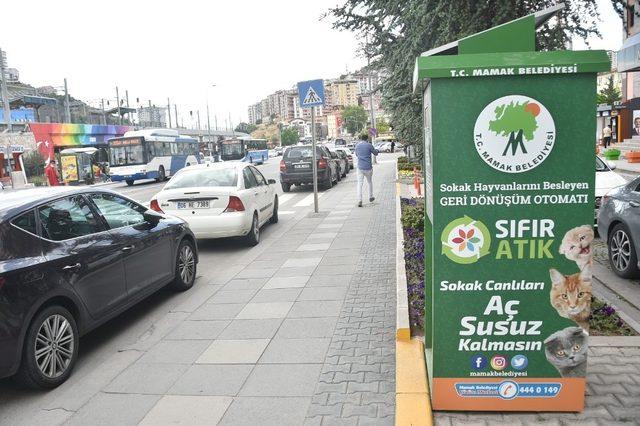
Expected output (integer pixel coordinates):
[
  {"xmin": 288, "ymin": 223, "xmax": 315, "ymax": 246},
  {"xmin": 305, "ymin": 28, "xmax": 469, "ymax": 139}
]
[
  {"xmin": 396, "ymin": 339, "xmax": 432, "ymax": 426},
  {"xmin": 396, "ymin": 181, "xmax": 410, "ymax": 341}
]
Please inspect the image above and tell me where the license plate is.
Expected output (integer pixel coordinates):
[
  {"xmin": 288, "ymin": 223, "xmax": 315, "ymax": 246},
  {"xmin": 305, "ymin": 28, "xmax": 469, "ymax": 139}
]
[
  {"xmin": 177, "ymin": 201, "xmax": 210, "ymax": 209},
  {"xmin": 294, "ymin": 164, "xmax": 310, "ymax": 169}
]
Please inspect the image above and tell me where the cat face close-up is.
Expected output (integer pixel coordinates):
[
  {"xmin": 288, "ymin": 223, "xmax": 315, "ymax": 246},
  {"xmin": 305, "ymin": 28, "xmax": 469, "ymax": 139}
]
[
  {"xmin": 544, "ymin": 327, "xmax": 588, "ymax": 375},
  {"xmin": 559, "ymin": 225, "xmax": 594, "ymax": 264},
  {"xmin": 549, "ymin": 267, "xmax": 592, "ymax": 317}
]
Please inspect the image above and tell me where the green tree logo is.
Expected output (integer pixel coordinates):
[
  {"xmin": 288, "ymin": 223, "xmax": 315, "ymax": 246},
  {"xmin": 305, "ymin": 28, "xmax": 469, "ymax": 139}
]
[{"xmin": 489, "ymin": 101, "xmax": 540, "ymax": 156}]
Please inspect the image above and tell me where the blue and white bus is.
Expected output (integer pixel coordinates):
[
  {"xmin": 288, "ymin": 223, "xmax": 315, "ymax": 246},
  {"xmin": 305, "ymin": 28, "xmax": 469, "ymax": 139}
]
[
  {"xmin": 219, "ymin": 137, "xmax": 269, "ymax": 164},
  {"xmin": 108, "ymin": 129, "xmax": 200, "ymax": 186}
]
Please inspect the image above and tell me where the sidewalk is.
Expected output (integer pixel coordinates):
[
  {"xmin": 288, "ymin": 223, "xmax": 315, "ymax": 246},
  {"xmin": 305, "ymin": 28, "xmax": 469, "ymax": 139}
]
[{"xmin": 53, "ymin": 157, "xmax": 399, "ymax": 425}]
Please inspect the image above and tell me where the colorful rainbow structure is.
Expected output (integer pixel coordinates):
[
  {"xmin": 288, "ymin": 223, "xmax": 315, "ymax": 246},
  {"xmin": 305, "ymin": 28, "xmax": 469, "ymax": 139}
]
[{"xmin": 29, "ymin": 123, "xmax": 133, "ymax": 160}]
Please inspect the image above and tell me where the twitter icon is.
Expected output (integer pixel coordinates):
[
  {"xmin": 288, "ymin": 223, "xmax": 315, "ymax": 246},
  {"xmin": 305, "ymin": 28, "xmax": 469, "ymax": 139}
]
[{"xmin": 511, "ymin": 354, "xmax": 528, "ymax": 370}]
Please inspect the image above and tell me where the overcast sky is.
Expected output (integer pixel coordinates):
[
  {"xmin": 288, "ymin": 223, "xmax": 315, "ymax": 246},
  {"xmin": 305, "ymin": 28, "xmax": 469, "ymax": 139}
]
[{"xmin": 0, "ymin": 0, "xmax": 623, "ymax": 127}]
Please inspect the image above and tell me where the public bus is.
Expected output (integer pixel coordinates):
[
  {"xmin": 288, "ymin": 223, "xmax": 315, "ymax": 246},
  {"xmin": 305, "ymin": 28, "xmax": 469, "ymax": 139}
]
[
  {"xmin": 219, "ymin": 137, "xmax": 269, "ymax": 164},
  {"xmin": 108, "ymin": 129, "xmax": 200, "ymax": 186}
]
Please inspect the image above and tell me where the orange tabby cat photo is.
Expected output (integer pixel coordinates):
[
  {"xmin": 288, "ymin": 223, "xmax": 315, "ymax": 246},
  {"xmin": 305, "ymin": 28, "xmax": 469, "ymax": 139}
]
[{"xmin": 549, "ymin": 266, "xmax": 592, "ymax": 330}]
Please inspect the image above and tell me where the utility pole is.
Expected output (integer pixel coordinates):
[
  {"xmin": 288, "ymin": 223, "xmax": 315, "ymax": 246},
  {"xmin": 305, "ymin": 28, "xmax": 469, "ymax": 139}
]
[
  {"xmin": 229, "ymin": 112, "xmax": 235, "ymax": 136},
  {"xmin": 64, "ymin": 78, "xmax": 71, "ymax": 123},
  {"xmin": 116, "ymin": 86, "xmax": 122, "ymax": 125},
  {"xmin": 0, "ymin": 48, "xmax": 12, "ymax": 131},
  {"xmin": 206, "ymin": 102, "xmax": 211, "ymax": 140},
  {"xmin": 125, "ymin": 90, "xmax": 130, "ymax": 124},
  {"xmin": 101, "ymin": 99, "xmax": 106, "ymax": 125},
  {"xmin": 167, "ymin": 98, "xmax": 172, "ymax": 128},
  {"xmin": 174, "ymin": 104, "xmax": 179, "ymax": 128},
  {"xmin": 148, "ymin": 100, "xmax": 152, "ymax": 127},
  {"xmin": 215, "ymin": 115, "xmax": 218, "ymax": 131},
  {"xmin": 197, "ymin": 110, "xmax": 201, "ymax": 131}
]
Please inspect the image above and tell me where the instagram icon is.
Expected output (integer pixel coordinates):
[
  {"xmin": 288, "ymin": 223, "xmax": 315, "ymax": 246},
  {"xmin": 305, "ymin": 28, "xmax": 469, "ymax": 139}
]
[{"xmin": 490, "ymin": 355, "xmax": 508, "ymax": 371}]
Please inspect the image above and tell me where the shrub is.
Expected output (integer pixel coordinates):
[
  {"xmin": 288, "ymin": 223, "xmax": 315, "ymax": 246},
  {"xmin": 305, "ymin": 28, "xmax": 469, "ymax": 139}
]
[{"xmin": 590, "ymin": 298, "xmax": 637, "ymax": 336}]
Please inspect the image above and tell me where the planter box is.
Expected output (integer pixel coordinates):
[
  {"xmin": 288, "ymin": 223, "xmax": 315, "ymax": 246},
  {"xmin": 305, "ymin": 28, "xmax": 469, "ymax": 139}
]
[
  {"xmin": 627, "ymin": 151, "xmax": 640, "ymax": 163},
  {"xmin": 604, "ymin": 149, "xmax": 621, "ymax": 160}
]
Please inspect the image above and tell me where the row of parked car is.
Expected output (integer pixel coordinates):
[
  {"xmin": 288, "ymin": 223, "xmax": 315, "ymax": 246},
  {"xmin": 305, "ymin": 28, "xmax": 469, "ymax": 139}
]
[
  {"xmin": 0, "ymin": 160, "xmax": 282, "ymax": 389},
  {"xmin": 279, "ymin": 144, "xmax": 353, "ymax": 192}
]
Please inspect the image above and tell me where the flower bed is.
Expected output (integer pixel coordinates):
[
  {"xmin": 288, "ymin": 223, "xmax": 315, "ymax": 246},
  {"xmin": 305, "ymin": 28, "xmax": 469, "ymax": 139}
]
[{"xmin": 399, "ymin": 196, "xmax": 638, "ymax": 337}]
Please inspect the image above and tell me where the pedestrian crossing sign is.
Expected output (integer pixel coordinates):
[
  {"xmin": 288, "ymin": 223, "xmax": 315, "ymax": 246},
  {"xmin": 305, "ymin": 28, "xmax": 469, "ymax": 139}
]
[{"xmin": 297, "ymin": 79, "xmax": 325, "ymax": 108}]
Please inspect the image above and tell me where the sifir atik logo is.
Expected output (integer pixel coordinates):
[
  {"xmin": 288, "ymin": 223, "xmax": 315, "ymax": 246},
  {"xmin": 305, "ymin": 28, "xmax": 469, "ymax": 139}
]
[
  {"xmin": 441, "ymin": 216, "xmax": 491, "ymax": 264},
  {"xmin": 470, "ymin": 355, "xmax": 488, "ymax": 370},
  {"xmin": 473, "ymin": 95, "xmax": 555, "ymax": 174}
]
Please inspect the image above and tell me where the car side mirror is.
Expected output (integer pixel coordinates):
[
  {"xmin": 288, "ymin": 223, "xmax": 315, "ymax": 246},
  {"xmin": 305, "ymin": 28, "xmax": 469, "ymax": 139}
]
[
  {"xmin": 143, "ymin": 210, "xmax": 163, "ymax": 226},
  {"xmin": 268, "ymin": 179, "xmax": 276, "ymax": 185},
  {"xmin": 607, "ymin": 161, "xmax": 617, "ymax": 170}
]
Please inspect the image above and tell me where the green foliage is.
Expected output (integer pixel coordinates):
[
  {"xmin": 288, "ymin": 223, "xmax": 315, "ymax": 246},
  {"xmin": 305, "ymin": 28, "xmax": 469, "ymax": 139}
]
[
  {"xmin": 342, "ymin": 105, "xmax": 367, "ymax": 134},
  {"xmin": 235, "ymin": 122, "xmax": 258, "ymax": 134},
  {"xmin": 328, "ymin": 0, "xmax": 601, "ymax": 157},
  {"xmin": 280, "ymin": 127, "xmax": 300, "ymax": 146},
  {"xmin": 489, "ymin": 101, "xmax": 538, "ymax": 141},
  {"xmin": 397, "ymin": 162, "xmax": 421, "ymax": 171},
  {"xmin": 28, "ymin": 175, "xmax": 48, "ymax": 187},
  {"xmin": 397, "ymin": 156, "xmax": 409, "ymax": 164},
  {"xmin": 597, "ymin": 75, "xmax": 621, "ymax": 105},
  {"xmin": 376, "ymin": 118, "xmax": 391, "ymax": 134},
  {"xmin": 401, "ymin": 199, "xmax": 425, "ymax": 230},
  {"xmin": 590, "ymin": 298, "xmax": 637, "ymax": 336},
  {"xmin": 22, "ymin": 150, "xmax": 46, "ymax": 178}
]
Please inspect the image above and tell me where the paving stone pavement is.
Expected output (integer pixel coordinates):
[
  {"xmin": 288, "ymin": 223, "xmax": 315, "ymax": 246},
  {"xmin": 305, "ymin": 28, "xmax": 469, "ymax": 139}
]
[
  {"xmin": 304, "ymin": 160, "xmax": 397, "ymax": 425},
  {"xmin": 434, "ymin": 344, "xmax": 640, "ymax": 426},
  {"xmin": 42, "ymin": 157, "xmax": 399, "ymax": 426}
]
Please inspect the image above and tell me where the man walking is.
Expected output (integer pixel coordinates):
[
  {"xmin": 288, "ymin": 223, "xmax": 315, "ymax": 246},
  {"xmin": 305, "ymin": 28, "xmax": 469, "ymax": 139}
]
[
  {"xmin": 354, "ymin": 134, "xmax": 379, "ymax": 207},
  {"xmin": 602, "ymin": 124, "xmax": 612, "ymax": 149}
]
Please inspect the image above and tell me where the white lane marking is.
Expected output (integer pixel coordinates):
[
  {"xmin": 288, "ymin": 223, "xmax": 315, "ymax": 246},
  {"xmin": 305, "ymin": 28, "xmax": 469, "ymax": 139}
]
[
  {"xmin": 279, "ymin": 193, "xmax": 296, "ymax": 205},
  {"xmin": 294, "ymin": 192, "xmax": 324, "ymax": 207}
]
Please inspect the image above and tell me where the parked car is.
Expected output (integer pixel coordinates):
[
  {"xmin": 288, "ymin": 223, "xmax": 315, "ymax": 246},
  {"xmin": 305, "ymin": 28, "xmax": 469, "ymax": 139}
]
[
  {"xmin": 275, "ymin": 146, "xmax": 283, "ymax": 156},
  {"xmin": 330, "ymin": 148, "xmax": 349, "ymax": 177},
  {"xmin": 334, "ymin": 147, "xmax": 354, "ymax": 170},
  {"xmin": 595, "ymin": 156, "xmax": 626, "ymax": 215},
  {"xmin": 0, "ymin": 187, "xmax": 197, "ymax": 389},
  {"xmin": 280, "ymin": 145, "xmax": 339, "ymax": 192},
  {"xmin": 598, "ymin": 175, "xmax": 640, "ymax": 278},
  {"xmin": 328, "ymin": 150, "xmax": 345, "ymax": 181},
  {"xmin": 150, "ymin": 162, "xmax": 278, "ymax": 245}
]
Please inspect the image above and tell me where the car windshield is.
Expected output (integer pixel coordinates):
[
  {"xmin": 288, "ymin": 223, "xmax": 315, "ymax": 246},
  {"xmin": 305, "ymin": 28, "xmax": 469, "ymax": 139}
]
[
  {"xmin": 164, "ymin": 167, "xmax": 238, "ymax": 189},
  {"xmin": 596, "ymin": 157, "xmax": 609, "ymax": 172},
  {"xmin": 285, "ymin": 146, "xmax": 314, "ymax": 159}
]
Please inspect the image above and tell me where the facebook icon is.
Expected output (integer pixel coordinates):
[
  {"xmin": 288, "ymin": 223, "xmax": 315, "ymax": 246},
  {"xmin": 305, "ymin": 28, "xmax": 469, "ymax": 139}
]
[{"xmin": 471, "ymin": 355, "xmax": 488, "ymax": 370}]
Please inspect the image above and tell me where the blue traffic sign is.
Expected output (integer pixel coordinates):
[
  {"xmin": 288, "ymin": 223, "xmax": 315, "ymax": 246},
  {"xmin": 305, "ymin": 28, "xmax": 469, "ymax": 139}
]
[{"xmin": 297, "ymin": 79, "xmax": 325, "ymax": 108}]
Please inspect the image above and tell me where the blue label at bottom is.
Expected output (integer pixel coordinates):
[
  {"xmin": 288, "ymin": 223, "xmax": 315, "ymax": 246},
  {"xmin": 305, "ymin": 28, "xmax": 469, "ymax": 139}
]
[{"xmin": 455, "ymin": 381, "xmax": 562, "ymax": 400}]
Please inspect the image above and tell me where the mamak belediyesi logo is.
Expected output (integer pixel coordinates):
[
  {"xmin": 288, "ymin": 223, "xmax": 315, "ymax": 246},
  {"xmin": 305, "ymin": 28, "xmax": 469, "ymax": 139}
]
[
  {"xmin": 441, "ymin": 216, "xmax": 491, "ymax": 264},
  {"xmin": 474, "ymin": 95, "xmax": 556, "ymax": 174}
]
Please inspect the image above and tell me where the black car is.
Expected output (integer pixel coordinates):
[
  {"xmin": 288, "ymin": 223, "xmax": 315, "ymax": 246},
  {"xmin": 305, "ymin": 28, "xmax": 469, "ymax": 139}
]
[
  {"xmin": 279, "ymin": 145, "xmax": 338, "ymax": 192},
  {"xmin": 0, "ymin": 187, "xmax": 197, "ymax": 389}
]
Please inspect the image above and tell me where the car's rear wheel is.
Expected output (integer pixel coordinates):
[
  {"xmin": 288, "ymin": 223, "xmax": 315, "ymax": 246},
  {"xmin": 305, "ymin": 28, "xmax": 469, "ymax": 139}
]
[
  {"xmin": 14, "ymin": 306, "xmax": 78, "ymax": 389},
  {"xmin": 170, "ymin": 239, "xmax": 196, "ymax": 291},
  {"xmin": 125, "ymin": 180, "xmax": 134, "ymax": 186},
  {"xmin": 608, "ymin": 223, "xmax": 640, "ymax": 278},
  {"xmin": 244, "ymin": 212, "xmax": 260, "ymax": 246},
  {"xmin": 282, "ymin": 183, "xmax": 291, "ymax": 192},
  {"xmin": 270, "ymin": 197, "xmax": 279, "ymax": 224}
]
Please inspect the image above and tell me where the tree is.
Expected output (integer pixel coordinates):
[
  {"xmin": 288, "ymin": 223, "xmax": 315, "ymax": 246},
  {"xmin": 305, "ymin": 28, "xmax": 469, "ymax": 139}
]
[
  {"xmin": 281, "ymin": 127, "xmax": 300, "ymax": 146},
  {"xmin": 376, "ymin": 118, "xmax": 391, "ymax": 134},
  {"xmin": 342, "ymin": 105, "xmax": 367, "ymax": 135},
  {"xmin": 597, "ymin": 75, "xmax": 621, "ymax": 105},
  {"xmin": 328, "ymin": 0, "xmax": 601, "ymax": 156},
  {"xmin": 235, "ymin": 122, "xmax": 257, "ymax": 134},
  {"xmin": 21, "ymin": 150, "xmax": 46, "ymax": 178}
]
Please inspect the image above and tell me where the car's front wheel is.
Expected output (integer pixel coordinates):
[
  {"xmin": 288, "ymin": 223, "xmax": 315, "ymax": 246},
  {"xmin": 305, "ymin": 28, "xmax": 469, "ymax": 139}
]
[
  {"xmin": 608, "ymin": 222, "xmax": 640, "ymax": 278},
  {"xmin": 170, "ymin": 239, "xmax": 197, "ymax": 291},
  {"xmin": 15, "ymin": 306, "xmax": 79, "ymax": 389}
]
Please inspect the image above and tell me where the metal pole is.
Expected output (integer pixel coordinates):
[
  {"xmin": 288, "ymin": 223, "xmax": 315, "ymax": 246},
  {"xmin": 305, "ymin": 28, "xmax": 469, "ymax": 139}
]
[
  {"xmin": 125, "ymin": 90, "xmax": 130, "ymax": 124},
  {"xmin": 311, "ymin": 106, "xmax": 318, "ymax": 213},
  {"xmin": 0, "ymin": 48, "xmax": 12, "ymax": 131},
  {"xmin": 206, "ymin": 101, "xmax": 211, "ymax": 139},
  {"xmin": 229, "ymin": 112, "xmax": 235, "ymax": 137},
  {"xmin": 148, "ymin": 100, "xmax": 152, "ymax": 127},
  {"xmin": 101, "ymin": 98, "xmax": 106, "ymax": 125},
  {"xmin": 167, "ymin": 98, "xmax": 172, "ymax": 128},
  {"xmin": 197, "ymin": 110, "xmax": 201, "ymax": 131},
  {"xmin": 64, "ymin": 78, "xmax": 71, "ymax": 123},
  {"xmin": 116, "ymin": 86, "xmax": 122, "ymax": 125},
  {"xmin": 215, "ymin": 115, "xmax": 218, "ymax": 131},
  {"xmin": 174, "ymin": 104, "xmax": 179, "ymax": 128}
]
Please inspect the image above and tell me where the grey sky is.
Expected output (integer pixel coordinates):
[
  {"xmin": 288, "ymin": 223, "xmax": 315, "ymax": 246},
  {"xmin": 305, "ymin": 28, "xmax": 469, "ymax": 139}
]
[{"xmin": 0, "ymin": 0, "xmax": 623, "ymax": 126}]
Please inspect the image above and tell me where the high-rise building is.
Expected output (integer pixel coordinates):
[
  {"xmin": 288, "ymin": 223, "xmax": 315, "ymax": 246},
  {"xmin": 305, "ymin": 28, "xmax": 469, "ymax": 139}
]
[{"xmin": 325, "ymin": 79, "xmax": 359, "ymax": 110}]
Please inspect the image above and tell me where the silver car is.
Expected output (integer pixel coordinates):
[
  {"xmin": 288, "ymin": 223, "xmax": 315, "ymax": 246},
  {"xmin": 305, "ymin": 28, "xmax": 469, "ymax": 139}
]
[{"xmin": 597, "ymin": 176, "xmax": 640, "ymax": 278}]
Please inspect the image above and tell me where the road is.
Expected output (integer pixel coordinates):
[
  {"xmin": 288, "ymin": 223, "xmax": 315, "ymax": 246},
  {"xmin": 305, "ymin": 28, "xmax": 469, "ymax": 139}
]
[{"xmin": 0, "ymin": 155, "xmax": 358, "ymax": 424}]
